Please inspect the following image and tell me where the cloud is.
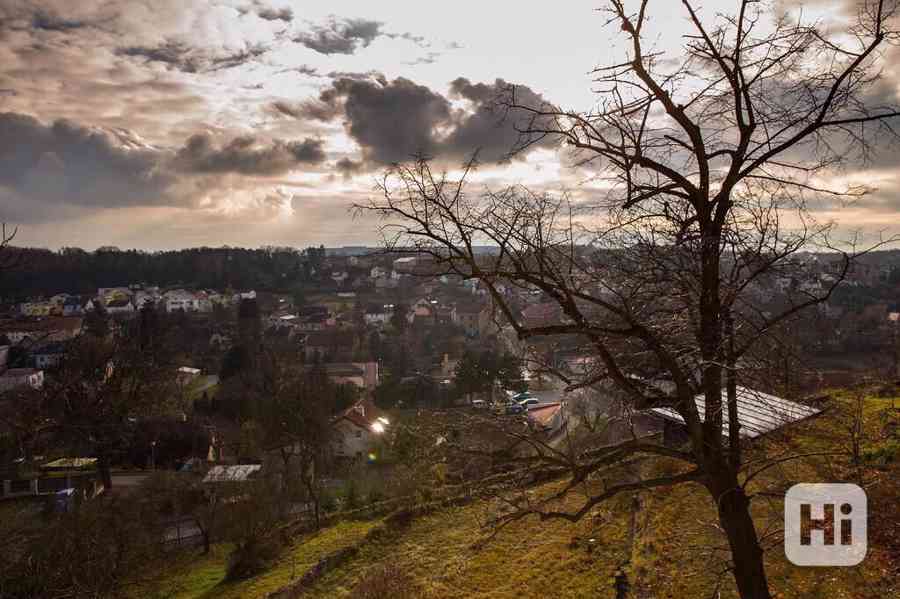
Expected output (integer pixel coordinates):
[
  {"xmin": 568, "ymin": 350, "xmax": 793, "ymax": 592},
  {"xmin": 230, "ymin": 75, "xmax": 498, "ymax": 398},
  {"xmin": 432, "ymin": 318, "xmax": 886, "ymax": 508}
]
[
  {"xmin": 294, "ymin": 75, "xmax": 557, "ymax": 168},
  {"xmin": 30, "ymin": 9, "xmax": 88, "ymax": 31},
  {"xmin": 118, "ymin": 41, "xmax": 268, "ymax": 73},
  {"xmin": 173, "ymin": 133, "xmax": 325, "ymax": 176},
  {"xmin": 335, "ymin": 157, "xmax": 364, "ymax": 179},
  {"xmin": 0, "ymin": 111, "xmax": 174, "ymax": 210},
  {"xmin": 257, "ymin": 6, "xmax": 293, "ymax": 23},
  {"xmin": 292, "ymin": 17, "xmax": 384, "ymax": 55}
]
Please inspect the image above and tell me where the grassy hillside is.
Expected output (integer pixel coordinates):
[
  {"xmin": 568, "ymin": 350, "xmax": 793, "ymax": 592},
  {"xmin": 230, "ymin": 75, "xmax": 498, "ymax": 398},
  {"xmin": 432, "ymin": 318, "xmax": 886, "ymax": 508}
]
[{"xmin": 148, "ymin": 391, "xmax": 899, "ymax": 599}]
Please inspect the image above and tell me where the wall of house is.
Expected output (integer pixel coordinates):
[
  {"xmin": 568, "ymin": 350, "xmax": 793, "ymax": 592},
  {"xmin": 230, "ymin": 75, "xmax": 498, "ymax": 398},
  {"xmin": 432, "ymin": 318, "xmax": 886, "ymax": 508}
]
[{"xmin": 332, "ymin": 420, "xmax": 372, "ymax": 458}]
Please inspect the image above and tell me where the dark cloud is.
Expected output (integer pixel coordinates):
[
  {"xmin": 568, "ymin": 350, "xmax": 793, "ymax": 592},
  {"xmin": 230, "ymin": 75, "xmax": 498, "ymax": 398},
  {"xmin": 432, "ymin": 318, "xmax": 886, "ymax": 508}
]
[
  {"xmin": 335, "ymin": 157, "xmax": 364, "ymax": 179},
  {"xmin": 118, "ymin": 41, "xmax": 267, "ymax": 73},
  {"xmin": 30, "ymin": 9, "xmax": 87, "ymax": 32},
  {"xmin": 298, "ymin": 76, "xmax": 556, "ymax": 168},
  {"xmin": 174, "ymin": 133, "xmax": 325, "ymax": 176},
  {"xmin": 325, "ymin": 76, "xmax": 452, "ymax": 163},
  {"xmin": 257, "ymin": 6, "xmax": 293, "ymax": 22},
  {"xmin": 293, "ymin": 17, "xmax": 384, "ymax": 55},
  {"xmin": 0, "ymin": 111, "xmax": 173, "ymax": 209},
  {"xmin": 444, "ymin": 77, "xmax": 557, "ymax": 161}
]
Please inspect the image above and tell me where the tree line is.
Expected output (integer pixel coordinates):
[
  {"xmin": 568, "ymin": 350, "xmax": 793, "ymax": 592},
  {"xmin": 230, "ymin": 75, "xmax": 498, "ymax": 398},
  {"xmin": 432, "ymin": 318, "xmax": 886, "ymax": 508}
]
[{"xmin": 0, "ymin": 245, "xmax": 332, "ymax": 300}]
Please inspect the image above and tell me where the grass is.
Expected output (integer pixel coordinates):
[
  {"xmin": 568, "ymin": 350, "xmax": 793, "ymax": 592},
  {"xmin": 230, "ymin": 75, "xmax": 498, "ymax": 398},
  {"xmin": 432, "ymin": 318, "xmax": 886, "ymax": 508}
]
[
  {"xmin": 140, "ymin": 391, "xmax": 899, "ymax": 599},
  {"xmin": 628, "ymin": 391, "xmax": 900, "ymax": 598},
  {"xmin": 307, "ymin": 486, "xmax": 633, "ymax": 598},
  {"xmin": 144, "ymin": 520, "xmax": 377, "ymax": 599}
]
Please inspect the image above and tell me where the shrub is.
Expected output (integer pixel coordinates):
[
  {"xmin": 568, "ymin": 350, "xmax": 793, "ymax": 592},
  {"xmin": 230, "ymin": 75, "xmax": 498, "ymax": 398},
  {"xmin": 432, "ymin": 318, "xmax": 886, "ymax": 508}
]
[
  {"xmin": 350, "ymin": 564, "xmax": 419, "ymax": 599},
  {"xmin": 226, "ymin": 536, "xmax": 282, "ymax": 581}
]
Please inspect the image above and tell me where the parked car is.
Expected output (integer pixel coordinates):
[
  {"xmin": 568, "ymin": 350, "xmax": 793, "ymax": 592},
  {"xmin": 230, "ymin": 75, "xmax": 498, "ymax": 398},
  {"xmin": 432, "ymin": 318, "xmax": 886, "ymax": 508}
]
[
  {"xmin": 471, "ymin": 399, "xmax": 487, "ymax": 409},
  {"xmin": 512, "ymin": 391, "xmax": 535, "ymax": 402},
  {"xmin": 518, "ymin": 397, "xmax": 541, "ymax": 410}
]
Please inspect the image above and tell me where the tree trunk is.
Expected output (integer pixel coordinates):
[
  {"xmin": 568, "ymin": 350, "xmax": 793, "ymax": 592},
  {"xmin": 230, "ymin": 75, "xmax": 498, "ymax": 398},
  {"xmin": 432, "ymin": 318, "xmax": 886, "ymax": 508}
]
[
  {"xmin": 710, "ymin": 479, "xmax": 771, "ymax": 599},
  {"xmin": 97, "ymin": 454, "xmax": 113, "ymax": 491}
]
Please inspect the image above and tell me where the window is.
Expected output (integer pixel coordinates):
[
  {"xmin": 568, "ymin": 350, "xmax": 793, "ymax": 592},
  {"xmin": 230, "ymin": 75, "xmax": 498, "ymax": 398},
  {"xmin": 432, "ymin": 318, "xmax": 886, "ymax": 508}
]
[{"xmin": 355, "ymin": 430, "xmax": 362, "ymax": 438}]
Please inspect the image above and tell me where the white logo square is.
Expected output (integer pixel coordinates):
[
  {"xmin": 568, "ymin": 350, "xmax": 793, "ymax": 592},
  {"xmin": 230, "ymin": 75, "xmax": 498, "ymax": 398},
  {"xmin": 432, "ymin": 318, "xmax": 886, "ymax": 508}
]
[{"xmin": 784, "ymin": 483, "xmax": 867, "ymax": 566}]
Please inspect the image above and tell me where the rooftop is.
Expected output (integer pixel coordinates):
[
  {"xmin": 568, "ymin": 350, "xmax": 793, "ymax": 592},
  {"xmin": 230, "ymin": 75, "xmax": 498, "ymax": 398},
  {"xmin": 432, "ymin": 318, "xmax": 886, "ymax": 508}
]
[{"xmin": 648, "ymin": 387, "xmax": 821, "ymax": 439}]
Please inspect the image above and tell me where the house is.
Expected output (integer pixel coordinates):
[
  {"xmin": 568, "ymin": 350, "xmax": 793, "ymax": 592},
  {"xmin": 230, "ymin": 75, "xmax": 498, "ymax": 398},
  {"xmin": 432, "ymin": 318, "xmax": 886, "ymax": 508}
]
[
  {"xmin": 133, "ymin": 290, "xmax": 160, "ymax": 310},
  {"xmin": 364, "ymin": 303, "xmax": 393, "ymax": 326},
  {"xmin": 98, "ymin": 287, "xmax": 133, "ymax": 306},
  {"xmin": 322, "ymin": 362, "xmax": 379, "ymax": 391},
  {"xmin": 527, "ymin": 402, "xmax": 568, "ymax": 435},
  {"xmin": 105, "ymin": 297, "xmax": 135, "ymax": 316},
  {"xmin": 408, "ymin": 298, "xmax": 438, "ymax": 325},
  {"xmin": 0, "ymin": 368, "xmax": 44, "ymax": 392},
  {"xmin": 646, "ymin": 386, "xmax": 822, "ymax": 446},
  {"xmin": 62, "ymin": 296, "xmax": 84, "ymax": 317},
  {"xmin": 32, "ymin": 342, "xmax": 66, "ymax": 369},
  {"xmin": 164, "ymin": 289, "xmax": 198, "ymax": 313},
  {"xmin": 370, "ymin": 266, "xmax": 390, "ymax": 280},
  {"xmin": 393, "ymin": 256, "xmax": 417, "ymax": 274},
  {"xmin": 452, "ymin": 301, "xmax": 485, "ymax": 336},
  {"xmin": 331, "ymin": 399, "xmax": 390, "ymax": 460},
  {"xmin": 19, "ymin": 301, "xmax": 53, "ymax": 317},
  {"xmin": 177, "ymin": 366, "xmax": 202, "ymax": 384}
]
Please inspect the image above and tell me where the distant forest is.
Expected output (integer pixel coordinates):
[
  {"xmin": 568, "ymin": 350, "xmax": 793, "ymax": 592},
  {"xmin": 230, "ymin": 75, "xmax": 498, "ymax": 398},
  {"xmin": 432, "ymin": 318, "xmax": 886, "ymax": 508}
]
[{"xmin": 0, "ymin": 246, "xmax": 331, "ymax": 300}]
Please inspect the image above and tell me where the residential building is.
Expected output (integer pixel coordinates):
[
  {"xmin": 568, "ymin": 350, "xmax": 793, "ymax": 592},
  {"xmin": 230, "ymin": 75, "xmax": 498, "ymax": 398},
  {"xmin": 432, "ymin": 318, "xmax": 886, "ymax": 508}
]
[
  {"xmin": 331, "ymin": 399, "xmax": 390, "ymax": 460},
  {"xmin": 364, "ymin": 303, "xmax": 393, "ymax": 326},
  {"xmin": 370, "ymin": 266, "xmax": 390, "ymax": 280},
  {"xmin": 62, "ymin": 296, "xmax": 84, "ymax": 316},
  {"xmin": 19, "ymin": 301, "xmax": 53, "ymax": 317},
  {"xmin": 105, "ymin": 297, "xmax": 135, "ymax": 315},
  {"xmin": 0, "ymin": 368, "xmax": 45, "ymax": 392},
  {"xmin": 164, "ymin": 289, "xmax": 198, "ymax": 313},
  {"xmin": 322, "ymin": 362, "xmax": 379, "ymax": 391},
  {"xmin": 32, "ymin": 342, "xmax": 66, "ymax": 369}
]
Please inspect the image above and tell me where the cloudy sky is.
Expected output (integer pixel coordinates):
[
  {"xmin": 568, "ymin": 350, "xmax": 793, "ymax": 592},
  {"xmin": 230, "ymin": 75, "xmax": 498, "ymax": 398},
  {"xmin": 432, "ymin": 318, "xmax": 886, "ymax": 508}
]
[{"xmin": 0, "ymin": 0, "xmax": 898, "ymax": 250}]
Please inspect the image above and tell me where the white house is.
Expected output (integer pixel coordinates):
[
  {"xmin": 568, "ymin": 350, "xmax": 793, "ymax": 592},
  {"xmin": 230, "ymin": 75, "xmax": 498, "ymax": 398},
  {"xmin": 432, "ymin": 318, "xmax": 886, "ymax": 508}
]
[
  {"xmin": 164, "ymin": 289, "xmax": 198, "ymax": 313},
  {"xmin": 331, "ymin": 399, "xmax": 390, "ymax": 460},
  {"xmin": 364, "ymin": 304, "xmax": 393, "ymax": 326}
]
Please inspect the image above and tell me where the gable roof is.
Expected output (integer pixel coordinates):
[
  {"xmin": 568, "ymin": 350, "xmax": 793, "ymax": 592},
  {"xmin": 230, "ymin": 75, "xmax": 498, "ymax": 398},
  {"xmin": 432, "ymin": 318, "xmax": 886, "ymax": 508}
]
[
  {"xmin": 333, "ymin": 398, "xmax": 387, "ymax": 431},
  {"xmin": 648, "ymin": 387, "xmax": 821, "ymax": 439},
  {"xmin": 527, "ymin": 402, "xmax": 563, "ymax": 427}
]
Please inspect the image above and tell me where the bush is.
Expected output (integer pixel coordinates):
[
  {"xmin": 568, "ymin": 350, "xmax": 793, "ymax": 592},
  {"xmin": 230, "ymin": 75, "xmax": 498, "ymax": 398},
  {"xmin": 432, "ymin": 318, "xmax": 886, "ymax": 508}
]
[
  {"xmin": 350, "ymin": 564, "xmax": 419, "ymax": 599},
  {"xmin": 226, "ymin": 535, "xmax": 282, "ymax": 581}
]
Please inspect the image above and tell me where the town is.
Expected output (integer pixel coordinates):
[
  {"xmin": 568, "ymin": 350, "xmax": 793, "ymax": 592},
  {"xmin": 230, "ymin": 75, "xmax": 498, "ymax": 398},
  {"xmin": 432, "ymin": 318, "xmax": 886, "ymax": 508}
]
[{"xmin": 2, "ymin": 1, "xmax": 900, "ymax": 598}]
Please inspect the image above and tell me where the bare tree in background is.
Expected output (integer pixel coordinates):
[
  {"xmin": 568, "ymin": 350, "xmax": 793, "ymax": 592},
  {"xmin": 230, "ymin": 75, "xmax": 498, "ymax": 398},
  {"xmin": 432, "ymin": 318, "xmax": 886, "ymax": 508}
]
[
  {"xmin": 363, "ymin": 1, "xmax": 900, "ymax": 597},
  {"xmin": 0, "ymin": 223, "xmax": 18, "ymax": 272}
]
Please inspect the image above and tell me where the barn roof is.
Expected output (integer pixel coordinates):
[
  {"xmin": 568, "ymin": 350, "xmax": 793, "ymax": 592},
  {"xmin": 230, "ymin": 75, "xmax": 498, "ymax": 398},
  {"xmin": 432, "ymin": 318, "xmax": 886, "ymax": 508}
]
[{"xmin": 648, "ymin": 386, "xmax": 821, "ymax": 439}]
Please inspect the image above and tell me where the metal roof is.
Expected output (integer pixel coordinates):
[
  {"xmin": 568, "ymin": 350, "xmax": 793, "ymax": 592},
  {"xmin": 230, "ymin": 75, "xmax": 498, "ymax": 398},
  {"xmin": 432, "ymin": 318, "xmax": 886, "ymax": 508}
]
[
  {"xmin": 202, "ymin": 464, "xmax": 261, "ymax": 483},
  {"xmin": 649, "ymin": 386, "xmax": 821, "ymax": 439}
]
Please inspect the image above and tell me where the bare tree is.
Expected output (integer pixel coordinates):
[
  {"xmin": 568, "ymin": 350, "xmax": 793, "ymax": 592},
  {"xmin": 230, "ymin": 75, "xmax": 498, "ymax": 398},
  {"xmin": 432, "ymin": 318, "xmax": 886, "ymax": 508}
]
[{"xmin": 362, "ymin": 2, "xmax": 900, "ymax": 597}]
